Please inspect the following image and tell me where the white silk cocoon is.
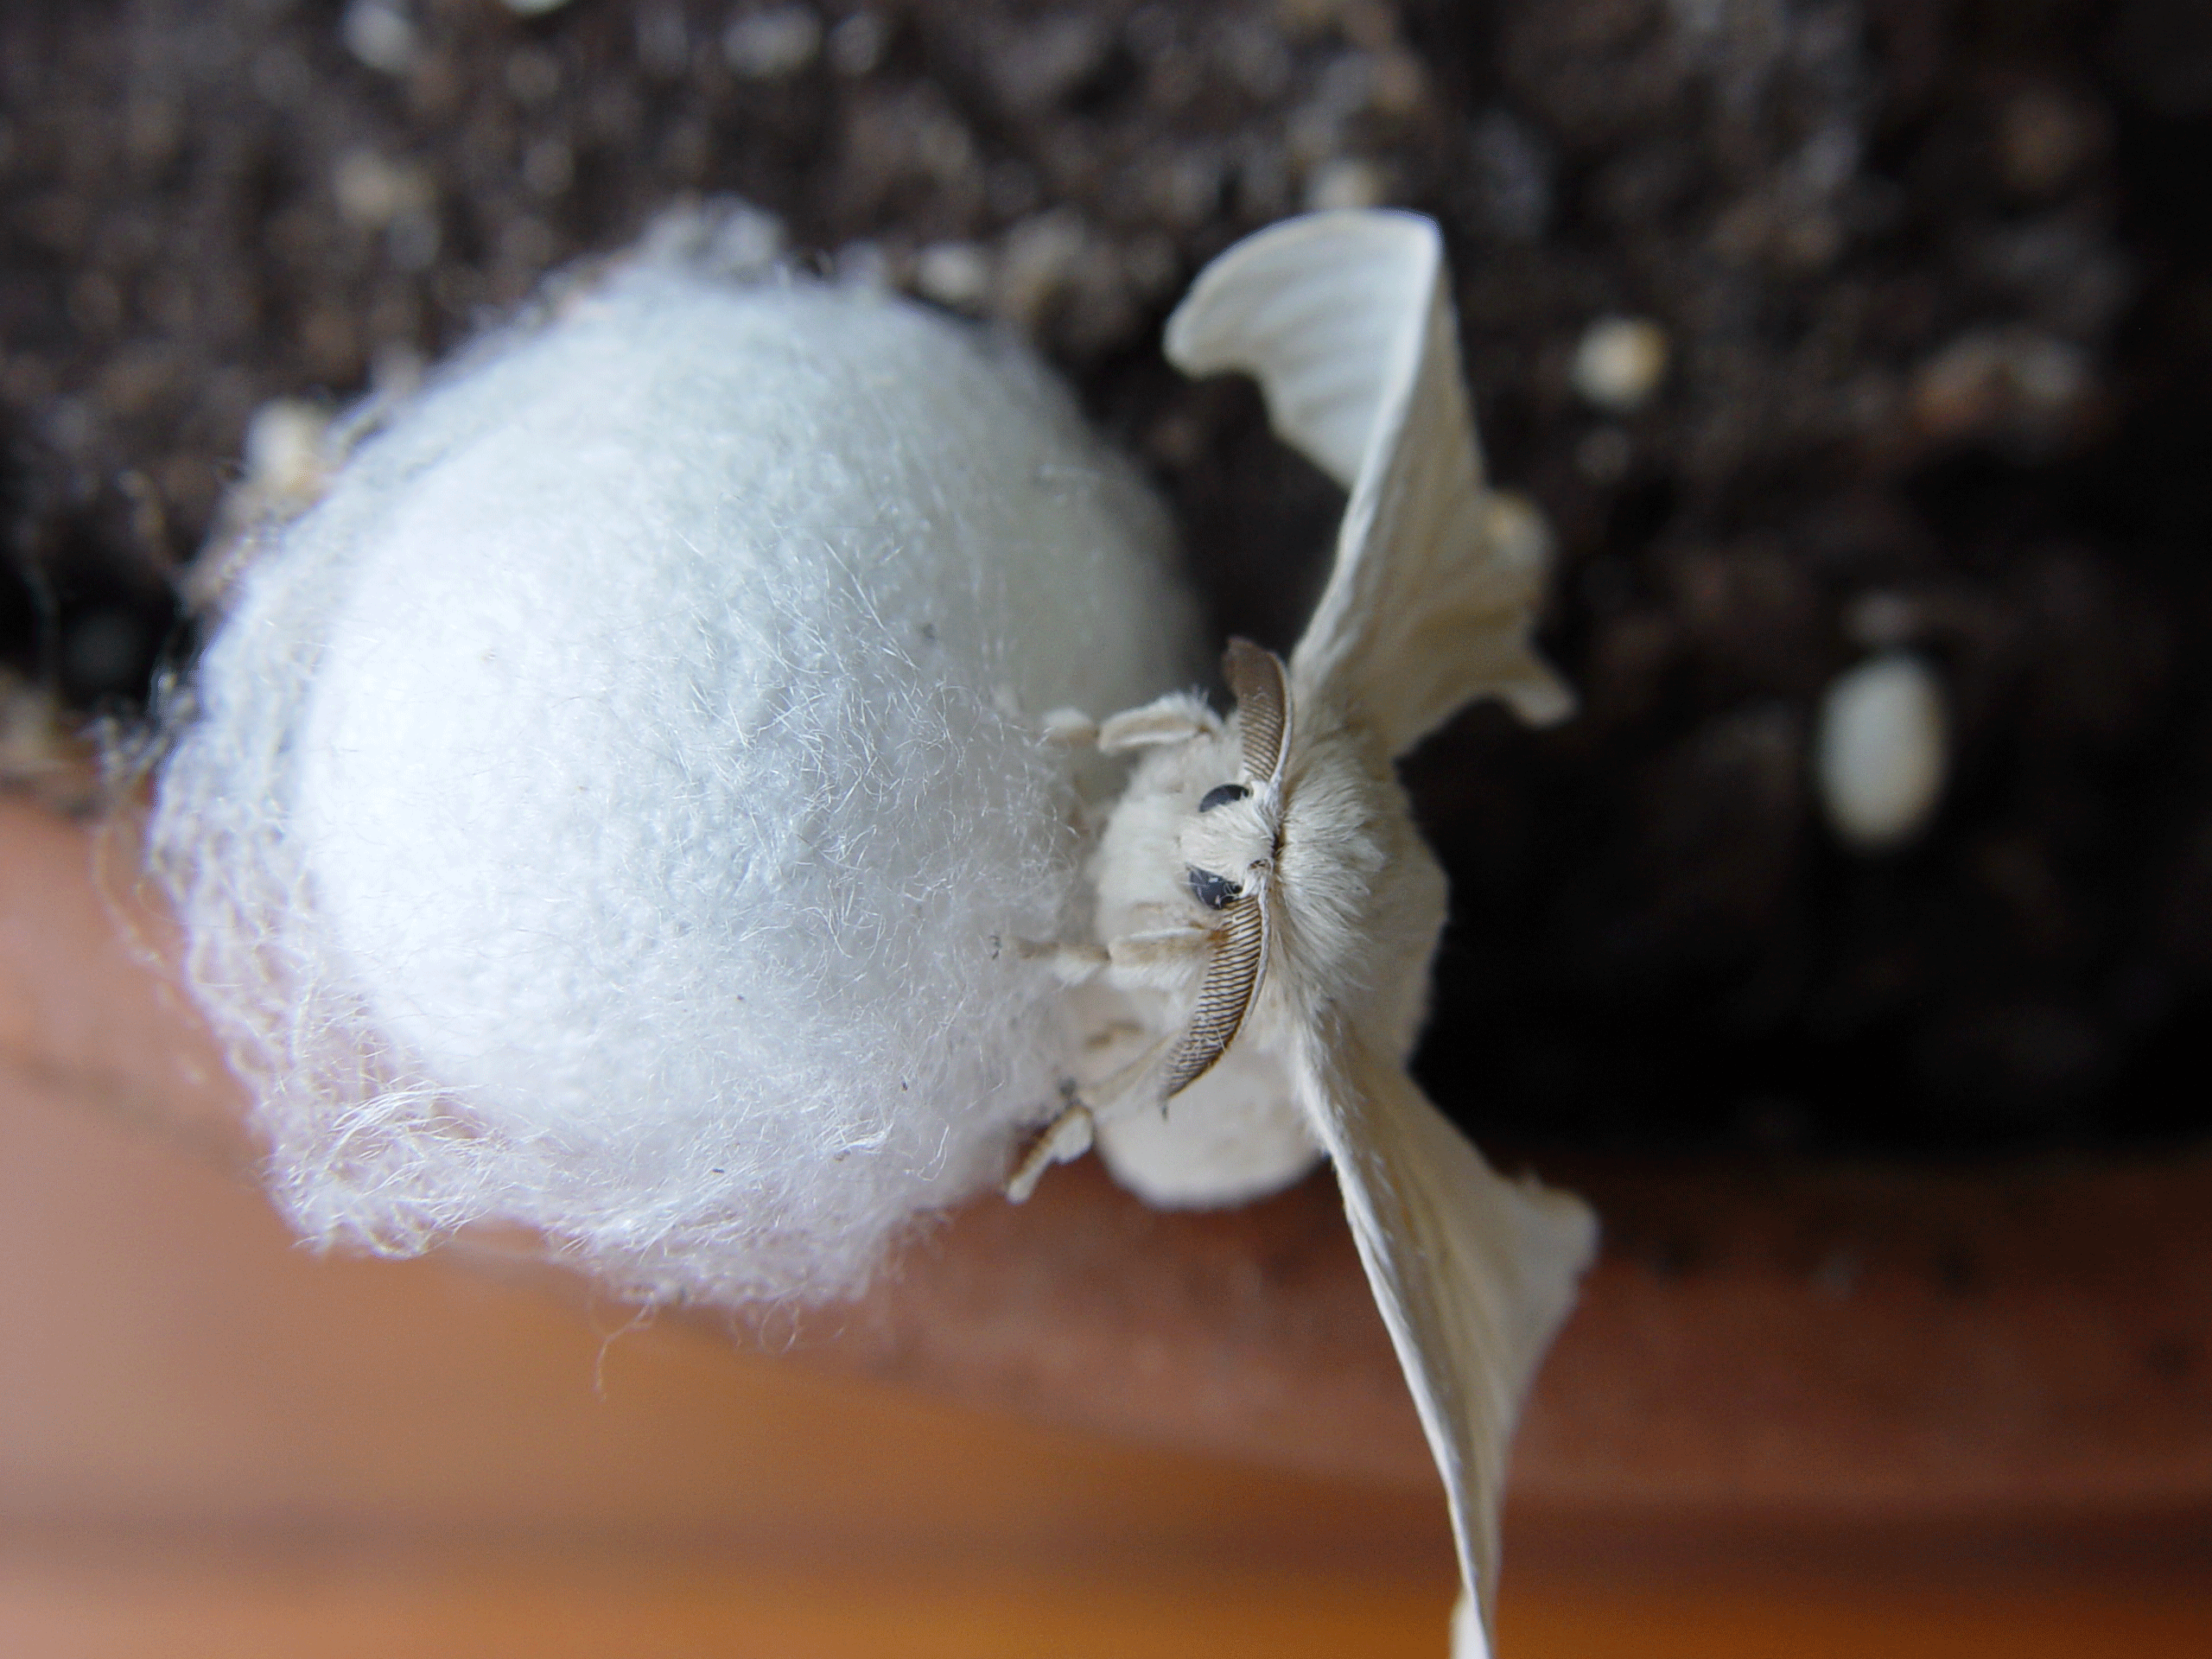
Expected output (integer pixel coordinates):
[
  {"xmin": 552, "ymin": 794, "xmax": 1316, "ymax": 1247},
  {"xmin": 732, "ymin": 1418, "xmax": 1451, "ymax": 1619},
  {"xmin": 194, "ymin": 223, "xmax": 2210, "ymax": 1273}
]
[{"xmin": 152, "ymin": 251, "xmax": 1198, "ymax": 1306}]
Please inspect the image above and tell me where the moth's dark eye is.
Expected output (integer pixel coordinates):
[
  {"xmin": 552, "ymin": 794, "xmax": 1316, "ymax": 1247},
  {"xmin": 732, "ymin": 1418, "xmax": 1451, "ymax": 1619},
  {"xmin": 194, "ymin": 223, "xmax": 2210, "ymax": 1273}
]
[
  {"xmin": 1198, "ymin": 782, "xmax": 1250, "ymax": 813},
  {"xmin": 1187, "ymin": 866, "xmax": 1242, "ymax": 910}
]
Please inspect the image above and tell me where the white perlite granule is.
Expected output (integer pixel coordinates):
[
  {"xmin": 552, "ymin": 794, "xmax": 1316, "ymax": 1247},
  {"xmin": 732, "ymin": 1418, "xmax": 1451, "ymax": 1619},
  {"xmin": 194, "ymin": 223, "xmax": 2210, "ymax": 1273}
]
[
  {"xmin": 152, "ymin": 245, "xmax": 1198, "ymax": 1307},
  {"xmin": 1815, "ymin": 650, "xmax": 1949, "ymax": 851}
]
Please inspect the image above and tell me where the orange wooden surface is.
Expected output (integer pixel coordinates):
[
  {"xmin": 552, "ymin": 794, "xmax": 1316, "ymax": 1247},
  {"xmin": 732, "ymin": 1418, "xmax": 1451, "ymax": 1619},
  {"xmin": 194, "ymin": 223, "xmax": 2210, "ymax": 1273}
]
[
  {"xmin": 10, "ymin": 796, "xmax": 2212, "ymax": 1527},
  {"xmin": 5, "ymin": 982, "xmax": 2210, "ymax": 1656}
]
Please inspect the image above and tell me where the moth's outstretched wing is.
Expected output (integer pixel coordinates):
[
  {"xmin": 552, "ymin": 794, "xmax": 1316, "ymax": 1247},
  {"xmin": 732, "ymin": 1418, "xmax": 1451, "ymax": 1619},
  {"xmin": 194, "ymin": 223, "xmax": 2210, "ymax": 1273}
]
[
  {"xmin": 1163, "ymin": 210, "xmax": 1572, "ymax": 758},
  {"xmin": 1292, "ymin": 1009, "xmax": 1597, "ymax": 1657}
]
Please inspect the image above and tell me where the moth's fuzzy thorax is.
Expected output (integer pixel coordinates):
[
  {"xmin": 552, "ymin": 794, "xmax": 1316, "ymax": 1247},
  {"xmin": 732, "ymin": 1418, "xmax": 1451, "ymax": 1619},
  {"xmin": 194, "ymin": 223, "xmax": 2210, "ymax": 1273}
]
[{"xmin": 1261, "ymin": 711, "xmax": 1441, "ymax": 1065}]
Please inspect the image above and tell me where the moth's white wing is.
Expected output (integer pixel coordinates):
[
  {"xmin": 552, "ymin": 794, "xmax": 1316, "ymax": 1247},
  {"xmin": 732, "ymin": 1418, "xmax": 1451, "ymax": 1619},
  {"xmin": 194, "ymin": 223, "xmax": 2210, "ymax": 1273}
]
[
  {"xmin": 1164, "ymin": 210, "xmax": 1424, "ymax": 488},
  {"xmin": 1292, "ymin": 1009, "xmax": 1597, "ymax": 1657},
  {"xmin": 1163, "ymin": 210, "xmax": 1572, "ymax": 757}
]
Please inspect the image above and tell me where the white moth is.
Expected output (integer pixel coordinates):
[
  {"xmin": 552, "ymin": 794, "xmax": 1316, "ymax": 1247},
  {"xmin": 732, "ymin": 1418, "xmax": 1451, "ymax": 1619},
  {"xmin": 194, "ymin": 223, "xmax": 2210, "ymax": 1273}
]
[{"xmin": 1013, "ymin": 212, "xmax": 1599, "ymax": 1659}]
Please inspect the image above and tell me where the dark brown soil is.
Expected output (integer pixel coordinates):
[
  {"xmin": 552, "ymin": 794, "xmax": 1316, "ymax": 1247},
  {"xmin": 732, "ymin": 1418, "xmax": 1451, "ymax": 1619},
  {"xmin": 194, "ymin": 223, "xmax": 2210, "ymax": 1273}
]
[{"xmin": 5, "ymin": 0, "xmax": 2209, "ymax": 1155}]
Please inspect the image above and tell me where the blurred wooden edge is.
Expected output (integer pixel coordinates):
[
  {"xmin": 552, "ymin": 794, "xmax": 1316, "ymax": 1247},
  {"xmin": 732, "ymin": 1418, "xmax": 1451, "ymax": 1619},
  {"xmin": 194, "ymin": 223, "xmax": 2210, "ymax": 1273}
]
[
  {"xmin": 5, "ymin": 1530, "xmax": 2212, "ymax": 1659},
  {"xmin": 6, "ymin": 793, "xmax": 2210, "ymax": 1521}
]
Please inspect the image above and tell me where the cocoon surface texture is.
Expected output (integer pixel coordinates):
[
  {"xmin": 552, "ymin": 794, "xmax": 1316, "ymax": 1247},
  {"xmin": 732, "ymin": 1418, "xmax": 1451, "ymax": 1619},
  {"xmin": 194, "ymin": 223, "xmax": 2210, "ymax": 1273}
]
[{"xmin": 154, "ymin": 248, "xmax": 1198, "ymax": 1306}]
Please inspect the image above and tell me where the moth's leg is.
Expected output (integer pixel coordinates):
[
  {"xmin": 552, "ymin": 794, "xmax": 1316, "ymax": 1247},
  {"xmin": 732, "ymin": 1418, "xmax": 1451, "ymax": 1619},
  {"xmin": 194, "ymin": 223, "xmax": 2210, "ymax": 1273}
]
[
  {"xmin": 1014, "ymin": 906, "xmax": 1199, "ymax": 987},
  {"xmin": 1039, "ymin": 707, "xmax": 1099, "ymax": 746},
  {"xmin": 1006, "ymin": 1022, "xmax": 1185, "ymax": 1202},
  {"xmin": 1078, "ymin": 1016, "xmax": 1150, "ymax": 1058},
  {"xmin": 1097, "ymin": 690, "xmax": 1222, "ymax": 753},
  {"xmin": 1013, "ymin": 936, "xmax": 1110, "ymax": 985},
  {"xmin": 1101, "ymin": 925, "xmax": 1215, "ymax": 992},
  {"xmin": 1005, "ymin": 1100, "xmax": 1095, "ymax": 1202},
  {"xmin": 1113, "ymin": 900, "xmax": 1184, "ymax": 931}
]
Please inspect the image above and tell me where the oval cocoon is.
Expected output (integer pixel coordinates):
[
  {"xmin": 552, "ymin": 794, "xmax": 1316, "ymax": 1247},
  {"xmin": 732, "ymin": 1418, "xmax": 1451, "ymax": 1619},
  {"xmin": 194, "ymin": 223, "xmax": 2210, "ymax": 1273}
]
[{"xmin": 154, "ymin": 251, "xmax": 1198, "ymax": 1306}]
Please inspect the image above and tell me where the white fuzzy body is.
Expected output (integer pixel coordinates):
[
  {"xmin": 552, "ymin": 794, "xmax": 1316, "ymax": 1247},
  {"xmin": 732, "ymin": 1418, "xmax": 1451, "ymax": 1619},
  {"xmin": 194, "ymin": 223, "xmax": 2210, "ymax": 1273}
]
[
  {"xmin": 153, "ymin": 255, "xmax": 1198, "ymax": 1306},
  {"xmin": 1261, "ymin": 709, "xmax": 1444, "ymax": 1064}
]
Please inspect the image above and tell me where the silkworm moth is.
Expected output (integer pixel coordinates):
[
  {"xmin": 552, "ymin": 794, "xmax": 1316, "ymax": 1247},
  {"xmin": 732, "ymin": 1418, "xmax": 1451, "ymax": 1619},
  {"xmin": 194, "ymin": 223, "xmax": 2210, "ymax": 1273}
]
[
  {"xmin": 1014, "ymin": 211, "xmax": 1599, "ymax": 1659},
  {"xmin": 149, "ymin": 192, "xmax": 1592, "ymax": 1656}
]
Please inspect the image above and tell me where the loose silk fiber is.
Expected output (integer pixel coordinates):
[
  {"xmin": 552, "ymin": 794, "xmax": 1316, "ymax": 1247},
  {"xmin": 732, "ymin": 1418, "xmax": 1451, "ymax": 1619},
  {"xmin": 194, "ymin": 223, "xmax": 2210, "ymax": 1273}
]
[{"xmin": 152, "ymin": 246, "xmax": 1198, "ymax": 1306}]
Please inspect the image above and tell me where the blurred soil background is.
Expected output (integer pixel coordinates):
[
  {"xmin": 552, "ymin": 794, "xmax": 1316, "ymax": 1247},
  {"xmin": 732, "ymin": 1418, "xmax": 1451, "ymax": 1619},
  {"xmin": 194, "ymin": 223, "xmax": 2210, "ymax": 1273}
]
[{"xmin": 3, "ymin": 0, "xmax": 2210, "ymax": 1158}]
